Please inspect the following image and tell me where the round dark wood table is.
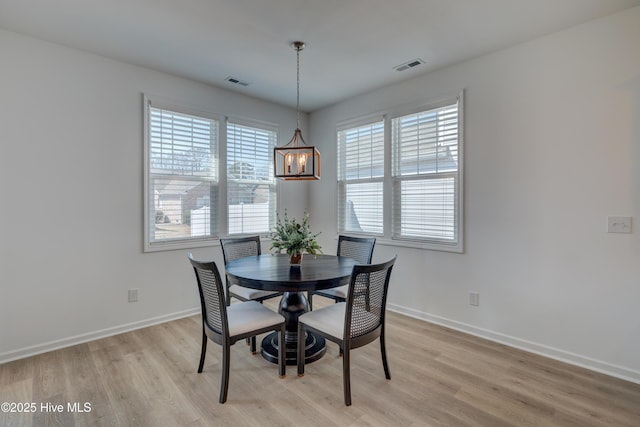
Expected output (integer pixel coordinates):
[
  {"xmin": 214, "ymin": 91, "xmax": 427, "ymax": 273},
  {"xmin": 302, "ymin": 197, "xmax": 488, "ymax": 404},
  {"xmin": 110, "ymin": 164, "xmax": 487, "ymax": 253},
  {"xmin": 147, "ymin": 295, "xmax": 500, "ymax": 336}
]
[{"xmin": 225, "ymin": 254, "xmax": 357, "ymax": 365}]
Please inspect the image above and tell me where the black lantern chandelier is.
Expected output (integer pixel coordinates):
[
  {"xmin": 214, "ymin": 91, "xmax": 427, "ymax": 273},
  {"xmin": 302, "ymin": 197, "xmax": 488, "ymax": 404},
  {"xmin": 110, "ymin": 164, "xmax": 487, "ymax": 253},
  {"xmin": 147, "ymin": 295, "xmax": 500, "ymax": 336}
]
[{"xmin": 274, "ymin": 41, "xmax": 320, "ymax": 180}]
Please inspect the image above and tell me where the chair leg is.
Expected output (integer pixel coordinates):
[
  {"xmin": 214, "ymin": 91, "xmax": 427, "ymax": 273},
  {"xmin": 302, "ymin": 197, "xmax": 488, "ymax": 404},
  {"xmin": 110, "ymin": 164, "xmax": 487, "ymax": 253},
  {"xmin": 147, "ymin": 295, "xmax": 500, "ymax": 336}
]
[
  {"xmin": 297, "ymin": 323, "xmax": 305, "ymax": 376},
  {"xmin": 307, "ymin": 291, "xmax": 313, "ymax": 311},
  {"xmin": 278, "ymin": 325, "xmax": 286, "ymax": 378},
  {"xmin": 197, "ymin": 328, "xmax": 207, "ymax": 373},
  {"xmin": 219, "ymin": 343, "xmax": 231, "ymax": 404},
  {"xmin": 248, "ymin": 300, "xmax": 262, "ymax": 350},
  {"xmin": 343, "ymin": 346, "xmax": 352, "ymax": 406},
  {"xmin": 380, "ymin": 330, "xmax": 391, "ymax": 379}
]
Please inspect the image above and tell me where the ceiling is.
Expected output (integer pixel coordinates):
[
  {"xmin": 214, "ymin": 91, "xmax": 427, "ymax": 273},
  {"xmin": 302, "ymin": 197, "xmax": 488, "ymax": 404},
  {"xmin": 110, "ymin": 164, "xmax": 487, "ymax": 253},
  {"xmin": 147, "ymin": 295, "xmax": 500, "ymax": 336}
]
[{"xmin": 1, "ymin": 0, "xmax": 639, "ymax": 112}]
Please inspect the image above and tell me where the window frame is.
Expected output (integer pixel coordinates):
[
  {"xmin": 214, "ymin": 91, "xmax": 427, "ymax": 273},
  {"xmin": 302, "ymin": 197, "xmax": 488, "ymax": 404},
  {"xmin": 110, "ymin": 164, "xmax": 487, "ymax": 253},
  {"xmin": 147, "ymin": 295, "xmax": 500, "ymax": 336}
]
[{"xmin": 336, "ymin": 91, "xmax": 464, "ymax": 253}]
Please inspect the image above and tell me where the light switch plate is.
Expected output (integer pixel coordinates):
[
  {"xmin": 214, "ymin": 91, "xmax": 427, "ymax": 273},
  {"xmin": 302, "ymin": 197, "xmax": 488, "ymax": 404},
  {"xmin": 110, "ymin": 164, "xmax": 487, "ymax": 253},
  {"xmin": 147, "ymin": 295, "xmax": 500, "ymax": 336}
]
[{"xmin": 607, "ymin": 216, "xmax": 632, "ymax": 233}]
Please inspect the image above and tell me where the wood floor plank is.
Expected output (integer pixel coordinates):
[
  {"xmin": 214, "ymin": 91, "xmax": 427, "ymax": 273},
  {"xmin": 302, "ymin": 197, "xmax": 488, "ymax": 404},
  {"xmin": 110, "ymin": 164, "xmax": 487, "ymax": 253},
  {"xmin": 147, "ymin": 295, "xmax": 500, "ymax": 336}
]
[
  {"xmin": 0, "ymin": 357, "xmax": 34, "ymax": 387},
  {"xmin": 1, "ymin": 300, "xmax": 639, "ymax": 426},
  {"xmin": 31, "ymin": 350, "xmax": 65, "ymax": 403},
  {"xmin": 0, "ymin": 378, "xmax": 33, "ymax": 427}
]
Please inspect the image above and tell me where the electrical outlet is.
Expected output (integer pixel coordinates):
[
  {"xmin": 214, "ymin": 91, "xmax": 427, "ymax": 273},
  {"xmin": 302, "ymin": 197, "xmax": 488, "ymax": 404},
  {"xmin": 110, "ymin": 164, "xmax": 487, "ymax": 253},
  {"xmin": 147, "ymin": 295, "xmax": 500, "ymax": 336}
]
[
  {"xmin": 128, "ymin": 288, "xmax": 139, "ymax": 303},
  {"xmin": 469, "ymin": 291, "xmax": 479, "ymax": 306}
]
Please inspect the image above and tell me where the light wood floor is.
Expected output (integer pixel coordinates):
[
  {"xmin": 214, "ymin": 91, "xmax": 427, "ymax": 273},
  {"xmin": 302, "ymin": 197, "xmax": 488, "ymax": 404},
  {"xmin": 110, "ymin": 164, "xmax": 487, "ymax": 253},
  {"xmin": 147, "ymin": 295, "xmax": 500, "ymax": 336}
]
[{"xmin": 1, "ymin": 298, "xmax": 639, "ymax": 427}]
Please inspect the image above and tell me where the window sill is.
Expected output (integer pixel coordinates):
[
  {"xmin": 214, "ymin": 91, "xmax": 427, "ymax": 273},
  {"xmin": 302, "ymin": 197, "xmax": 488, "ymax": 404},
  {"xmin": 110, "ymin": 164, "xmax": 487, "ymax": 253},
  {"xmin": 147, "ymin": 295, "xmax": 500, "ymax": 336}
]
[
  {"xmin": 334, "ymin": 233, "xmax": 463, "ymax": 254},
  {"xmin": 376, "ymin": 238, "xmax": 463, "ymax": 253},
  {"xmin": 144, "ymin": 238, "xmax": 220, "ymax": 253}
]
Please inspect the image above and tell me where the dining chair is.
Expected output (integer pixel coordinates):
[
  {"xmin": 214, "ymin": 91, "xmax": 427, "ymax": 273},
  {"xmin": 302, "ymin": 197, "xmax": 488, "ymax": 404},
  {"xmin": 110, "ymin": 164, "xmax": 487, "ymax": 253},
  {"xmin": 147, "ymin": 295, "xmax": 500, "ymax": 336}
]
[
  {"xmin": 297, "ymin": 256, "xmax": 396, "ymax": 406},
  {"xmin": 221, "ymin": 236, "xmax": 283, "ymax": 352},
  {"xmin": 220, "ymin": 235, "xmax": 283, "ymax": 304},
  {"xmin": 308, "ymin": 235, "xmax": 376, "ymax": 310},
  {"xmin": 188, "ymin": 254, "xmax": 286, "ymax": 404}
]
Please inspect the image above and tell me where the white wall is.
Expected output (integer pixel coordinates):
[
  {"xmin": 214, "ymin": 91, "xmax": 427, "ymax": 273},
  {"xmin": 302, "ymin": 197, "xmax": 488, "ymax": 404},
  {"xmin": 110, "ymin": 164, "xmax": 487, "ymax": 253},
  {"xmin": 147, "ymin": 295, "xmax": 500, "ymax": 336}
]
[
  {"xmin": 0, "ymin": 29, "xmax": 307, "ymax": 361},
  {"xmin": 309, "ymin": 8, "xmax": 640, "ymax": 382}
]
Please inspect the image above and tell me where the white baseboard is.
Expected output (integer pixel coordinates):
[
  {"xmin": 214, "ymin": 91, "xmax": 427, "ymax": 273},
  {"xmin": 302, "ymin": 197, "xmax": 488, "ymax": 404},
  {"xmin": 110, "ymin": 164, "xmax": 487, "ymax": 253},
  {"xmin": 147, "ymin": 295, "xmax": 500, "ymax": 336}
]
[
  {"xmin": 0, "ymin": 308, "xmax": 200, "ymax": 365},
  {"xmin": 387, "ymin": 303, "xmax": 640, "ymax": 385}
]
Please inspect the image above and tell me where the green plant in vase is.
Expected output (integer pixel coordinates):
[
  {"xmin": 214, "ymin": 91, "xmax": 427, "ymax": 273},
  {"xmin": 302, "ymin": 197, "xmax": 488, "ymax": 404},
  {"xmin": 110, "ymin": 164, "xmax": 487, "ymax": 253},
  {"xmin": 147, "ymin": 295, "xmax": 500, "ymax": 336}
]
[{"xmin": 270, "ymin": 211, "xmax": 322, "ymax": 264}]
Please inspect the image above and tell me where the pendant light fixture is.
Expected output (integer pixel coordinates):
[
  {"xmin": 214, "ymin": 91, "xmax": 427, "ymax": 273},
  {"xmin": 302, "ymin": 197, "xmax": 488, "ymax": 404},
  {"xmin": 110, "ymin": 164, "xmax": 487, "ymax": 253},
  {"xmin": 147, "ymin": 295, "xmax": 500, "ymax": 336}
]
[{"xmin": 274, "ymin": 41, "xmax": 320, "ymax": 180}]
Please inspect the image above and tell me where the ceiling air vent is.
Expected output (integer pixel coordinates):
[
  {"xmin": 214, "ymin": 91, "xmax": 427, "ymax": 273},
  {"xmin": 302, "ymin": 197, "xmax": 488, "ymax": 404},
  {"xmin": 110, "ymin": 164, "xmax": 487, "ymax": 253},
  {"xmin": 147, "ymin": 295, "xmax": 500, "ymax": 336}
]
[
  {"xmin": 225, "ymin": 76, "xmax": 250, "ymax": 86},
  {"xmin": 393, "ymin": 58, "xmax": 425, "ymax": 72}
]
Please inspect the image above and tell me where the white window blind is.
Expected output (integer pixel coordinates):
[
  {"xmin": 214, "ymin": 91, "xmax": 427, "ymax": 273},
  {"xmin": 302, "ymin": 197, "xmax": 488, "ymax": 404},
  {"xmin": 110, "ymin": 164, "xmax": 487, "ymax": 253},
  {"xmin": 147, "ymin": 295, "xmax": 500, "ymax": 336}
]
[
  {"xmin": 227, "ymin": 121, "xmax": 277, "ymax": 235},
  {"xmin": 337, "ymin": 120, "xmax": 384, "ymax": 235},
  {"xmin": 392, "ymin": 101, "xmax": 460, "ymax": 245},
  {"xmin": 145, "ymin": 100, "xmax": 219, "ymax": 251}
]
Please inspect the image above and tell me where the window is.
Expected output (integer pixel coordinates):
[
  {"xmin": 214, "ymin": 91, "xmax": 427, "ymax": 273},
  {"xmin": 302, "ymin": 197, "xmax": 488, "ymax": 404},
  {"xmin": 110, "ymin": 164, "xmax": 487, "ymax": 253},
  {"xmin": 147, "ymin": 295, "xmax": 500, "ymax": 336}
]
[
  {"xmin": 227, "ymin": 120, "xmax": 277, "ymax": 235},
  {"xmin": 144, "ymin": 96, "xmax": 280, "ymax": 252},
  {"xmin": 337, "ymin": 93, "xmax": 463, "ymax": 252},
  {"xmin": 392, "ymin": 102, "xmax": 461, "ymax": 246},
  {"xmin": 337, "ymin": 120, "xmax": 385, "ymax": 235},
  {"xmin": 144, "ymin": 97, "xmax": 219, "ymax": 251}
]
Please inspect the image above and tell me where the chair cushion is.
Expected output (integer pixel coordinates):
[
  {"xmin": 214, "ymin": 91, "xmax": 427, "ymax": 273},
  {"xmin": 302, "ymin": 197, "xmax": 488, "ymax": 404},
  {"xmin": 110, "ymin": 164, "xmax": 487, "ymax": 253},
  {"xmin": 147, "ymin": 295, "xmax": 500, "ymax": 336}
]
[
  {"xmin": 317, "ymin": 284, "xmax": 348, "ymax": 299},
  {"xmin": 229, "ymin": 284, "xmax": 279, "ymax": 301},
  {"xmin": 298, "ymin": 302, "xmax": 346, "ymax": 340},
  {"xmin": 227, "ymin": 301, "xmax": 284, "ymax": 338}
]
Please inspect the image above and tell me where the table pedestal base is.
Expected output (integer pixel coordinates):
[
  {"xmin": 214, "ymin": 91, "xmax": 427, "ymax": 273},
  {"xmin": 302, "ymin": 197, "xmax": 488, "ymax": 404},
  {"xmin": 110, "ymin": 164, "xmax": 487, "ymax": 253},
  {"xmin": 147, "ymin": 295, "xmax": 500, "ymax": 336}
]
[
  {"xmin": 261, "ymin": 331, "xmax": 326, "ymax": 366},
  {"xmin": 260, "ymin": 290, "xmax": 326, "ymax": 365}
]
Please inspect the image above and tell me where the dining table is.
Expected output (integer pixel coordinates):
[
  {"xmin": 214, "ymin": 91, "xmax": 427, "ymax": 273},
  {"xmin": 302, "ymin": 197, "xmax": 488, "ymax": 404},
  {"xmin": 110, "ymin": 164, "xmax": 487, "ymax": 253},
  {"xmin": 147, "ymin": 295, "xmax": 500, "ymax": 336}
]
[{"xmin": 224, "ymin": 253, "xmax": 358, "ymax": 365}]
